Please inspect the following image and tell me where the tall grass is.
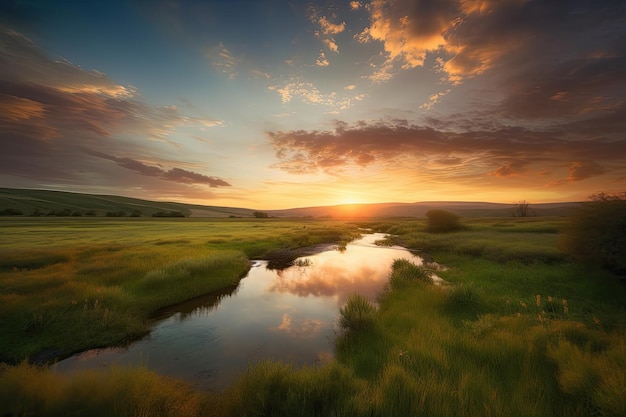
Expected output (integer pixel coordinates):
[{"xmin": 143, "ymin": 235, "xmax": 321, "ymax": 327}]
[
  {"xmin": 0, "ymin": 218, "xmax": 360, "ymax": 363},
  {"xmin": 339, "ymin": 293, "xmax": 377, "ymax": 332},
  {"xmin": 0, "ymin": 362, "xmax": 204, "ymax": 417},
  {"xmin": 1, "ymin": 217, "xmax": 624, "ymax": 416}
]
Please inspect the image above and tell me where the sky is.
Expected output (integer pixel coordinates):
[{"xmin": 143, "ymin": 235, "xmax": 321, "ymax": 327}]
[{"xmin": 1, "ymin": 0, "xmax": 625, "ymax": 209}]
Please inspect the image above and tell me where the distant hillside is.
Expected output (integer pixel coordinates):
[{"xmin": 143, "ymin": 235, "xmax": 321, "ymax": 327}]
[
  {"xmin": 266, "ymin": 201, "xmax": 583, "ymax": 218},
  {"xmin": 0, "ymin": 188, "xmax": 582, "ymax": 218},
  {"xmin": 0, "ymin": 188, "xmax": 255, "ymax": 218}
]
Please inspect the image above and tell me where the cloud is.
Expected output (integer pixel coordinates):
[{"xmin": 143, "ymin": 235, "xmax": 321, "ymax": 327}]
[
  {"xmin": 162, "ymin": 167, "xmax": 230, "ymax": 186},
  {"xmin": 206, "ymin": 42, "xmax": 239, "ymax": 78},
  {"xmin": 566, "ymin": 161, "xmax": 606, "ymax": 182},
  {"xmin": 318, "ymin": 16, "xmax": 345, "ymax": 36},
  {"xmin": 356, "ymin": 0, "xmax": 626, "ymax": 96},
  {"xmin": 87, "ymin": 151, "xmax": 231, "ymax": 187},
  {"xmin": 309, "ymin": 6, "xmax": 345, "ymax": 53},
  {"xmin": 315, "ymin": 51, "xmax": 329, "ymax": 67},
  {"xmin": 358, "ymin": 0, "xmax": 458, "ymax": 70},
  {"xmin": 0, "ymin": 28, "xmax": 136, "ymax": 97},
  {"xmin": 322, "ymin": 38, "xmax": 339, "ymax": 53},
  {"xmin": 419, "ymin": 89, "xmax": 451, "ymax": 110},
  {"xmin": 268, "ymin": 79, "xmax": 365, "ymax": 112},
  {"xmin": 0, "ymin": 26, "xmax": 228, "ymax": 194},
  {"xmin": 490, "ymin": 160, "xmax": 529, "ymax": 178},
  {"xmin": 267, "ymin": 119, "xmax": 624, "ymax": 188}
]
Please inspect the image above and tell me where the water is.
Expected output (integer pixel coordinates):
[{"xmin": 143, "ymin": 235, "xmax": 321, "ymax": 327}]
[{"xmin": 53, "ymin": 233, "xmax": 427, "ymax": 390}]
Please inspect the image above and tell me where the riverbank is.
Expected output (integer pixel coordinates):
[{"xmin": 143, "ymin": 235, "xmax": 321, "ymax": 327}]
[{"xmin": 0, "ymin": 218, "xmax": 360, "ymax": 363}]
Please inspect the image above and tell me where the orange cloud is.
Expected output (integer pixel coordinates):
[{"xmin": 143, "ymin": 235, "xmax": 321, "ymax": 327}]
[
  {"xmin": 566, "ymin": 161, "xmax": 606, "ymax": 182},
  {"xmin": 309, "ymin": 7, "xmax": 345, "ymax": 53},
  {"xmin": 359, "ymin": 0, "xmax": 457, "ymax": 72},
  {"xmin": 318, "ymin": 16, "xmax": 345, "ymax": 35},
  {"xmin": 267, "ymin": 119, "xmax": 625, "ymax": 191},
  {"xmin": 490, "ymin": 161, "xmax": 528, "ymax": 178},
  {"xmin": 0, "ymin": 95, "xmax": 46, "ymax": 120}
]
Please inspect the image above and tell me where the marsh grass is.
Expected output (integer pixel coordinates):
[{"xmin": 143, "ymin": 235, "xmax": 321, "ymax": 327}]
[
  {"xmin": 0, "ymin": 362, "xmax": 204, "ymax": 417},
  {"xmin": 339, "ymin": 293, "xmax": 377, "ymax": 332},
  {"xmin": 0, "ymin": 218, "xmax": 360, "ymax": 362},
  {"xmin": 215, "ymin": 360, "xmax": 364, "ymax": 417},
  {"xmin": 1, "ymin": 217, "xmax": 624, "ymax": 416},
  {"xmin": 388, "ymin": 258, "xmax": 431, "ymax": 289}
]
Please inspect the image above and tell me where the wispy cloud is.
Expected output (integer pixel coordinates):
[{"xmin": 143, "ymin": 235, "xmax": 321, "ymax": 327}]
[
  {"xmin": 268, "ymin": 79, "xmax": 365, "ymax": 112},
  {"xmin": 88, "ymin": 151, "xmax": 231, "ymax": 187},
  {"xmin": 206, "ymin": 42, "xmax": 239, "ymax": 79},
  {"xmin": 0, "ymin": 27, "xmax": 229, "ymax": 193}
]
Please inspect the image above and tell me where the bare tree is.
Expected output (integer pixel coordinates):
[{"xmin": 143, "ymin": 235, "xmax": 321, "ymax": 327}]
[{"xmin": 513, "ymin": 200, "xmax": 532, "ymax": 217}]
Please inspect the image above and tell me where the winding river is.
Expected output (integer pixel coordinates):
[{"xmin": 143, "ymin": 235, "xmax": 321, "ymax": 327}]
[{"xmin": 54, "ymin": 233, "xmax": 428, "ymax": 390}]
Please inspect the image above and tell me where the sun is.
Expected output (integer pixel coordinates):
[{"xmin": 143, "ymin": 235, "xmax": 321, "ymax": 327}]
[{"xmin": 337, "ymin": 198, "xmax": 363, "ymax": 205}]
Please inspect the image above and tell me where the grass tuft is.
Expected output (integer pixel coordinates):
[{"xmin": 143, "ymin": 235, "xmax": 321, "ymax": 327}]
[{"xmin": 339, "ymin": 293, "xmax": 377, "ymax": 332}]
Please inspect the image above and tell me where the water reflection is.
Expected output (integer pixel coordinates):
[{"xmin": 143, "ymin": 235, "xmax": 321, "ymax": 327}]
[{"xmin": 54, "ymin": 233, "xmax": 422, "ymax": 391}]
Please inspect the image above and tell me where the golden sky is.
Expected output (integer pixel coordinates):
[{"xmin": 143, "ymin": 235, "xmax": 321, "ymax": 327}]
[{"xmin": 1, "ymin": 0, "xmax": 625, "ymax": 209}]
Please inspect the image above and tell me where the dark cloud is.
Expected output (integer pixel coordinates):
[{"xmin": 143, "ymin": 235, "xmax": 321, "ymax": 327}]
[
  {"xmin": 88, "ymin": 151, "xmax": 231, "ymax": 187},
  {"xmin": 162, "ymin": 168, "xmax": 231, "ymax": 187},
  {"xmin": 330, "ymin": 0, "xmax": 626, "ymax": 189},
  {"xmin": 362, "ymin": 1, "xmax": 626, "ymax": 124},
  {"xmin": 0, "ymin": 26, "xmax": 229, "ymax": 192},
  {"xmin": 268, "ymin": 119, "xmax": 624, "ymax": 185}
]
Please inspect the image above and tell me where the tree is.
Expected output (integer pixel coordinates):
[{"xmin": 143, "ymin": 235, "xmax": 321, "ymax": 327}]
[
  {"xmin": 0, "ymin": 208, "xmax": 23, "ymax": 216},
  {"xmin": 152, "ymin": 211, "xmax": 185, "ymax": 218},
  {"xmin": 513, "ymin": 200, "xmax": 533, "ymax": 217},
  {"xmin": 425, "ymin": 209, "xmax": 464, "ymax": 233},
  {"xmin": 560, "ymin": 192, "xmax": 626, "ymax": 276},
  {"xmin": 253, "ymin": 211, "xmax": 269, "ymax": 218}
]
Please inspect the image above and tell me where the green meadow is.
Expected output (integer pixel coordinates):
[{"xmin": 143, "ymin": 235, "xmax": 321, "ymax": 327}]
[{"xmin": 1, "ymin": 216, "xmax": 625, "ymax": 416}]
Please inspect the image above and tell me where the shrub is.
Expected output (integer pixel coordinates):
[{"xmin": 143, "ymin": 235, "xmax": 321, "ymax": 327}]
[
  {"xmin": 339, "ymin": 293, "xmax": 376, "ymax": 332},
  {"xmin": 425, "ymin": 209, "xmax": 464, "ymax": 233},
  {"xmin": 560, "ymin": 192, "xmax": 626, "ymax": 276}
]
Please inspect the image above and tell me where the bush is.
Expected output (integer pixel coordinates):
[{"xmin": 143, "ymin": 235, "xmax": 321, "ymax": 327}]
[
  {"xmin": 425, "ymin": 209, "xmax": 464, "ymax": 233},
  {"xmin": 560, "ymin": 192, "xmax": 626, "ymax": 276}
]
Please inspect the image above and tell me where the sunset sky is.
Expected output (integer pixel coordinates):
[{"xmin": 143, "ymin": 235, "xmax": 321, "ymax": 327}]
[{"xmin": 1, "ymin": 0, "xmax": 625, "ymax": 209}]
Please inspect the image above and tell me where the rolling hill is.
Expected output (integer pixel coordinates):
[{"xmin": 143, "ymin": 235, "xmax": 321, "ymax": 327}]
[
  {"xmin": 0, "ymin": 188, "xmax": 582, "ymax": 218},
  {"xmin": 0, "ymin": 188, "xmax": 255, "ymax": 218}
]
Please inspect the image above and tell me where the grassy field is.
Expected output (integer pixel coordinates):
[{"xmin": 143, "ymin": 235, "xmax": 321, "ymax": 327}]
[
  {"xmin": 1, "ymin": 216, "xmax": 625, "ymax": 416},
  {"xmin": 0, "ymin": 217, "xmax": 360, "ymax": 362}
]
